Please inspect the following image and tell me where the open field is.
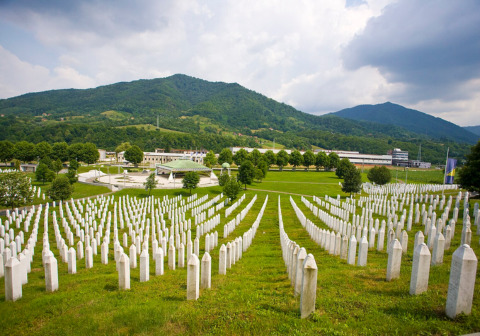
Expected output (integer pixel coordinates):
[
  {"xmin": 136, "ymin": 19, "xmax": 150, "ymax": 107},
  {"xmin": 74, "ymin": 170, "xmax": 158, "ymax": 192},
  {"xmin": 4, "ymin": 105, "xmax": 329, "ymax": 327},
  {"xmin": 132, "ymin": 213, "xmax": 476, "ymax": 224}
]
[{"xmin": 0, "ymin": 171, "xmax": 478, "ymax": 335}]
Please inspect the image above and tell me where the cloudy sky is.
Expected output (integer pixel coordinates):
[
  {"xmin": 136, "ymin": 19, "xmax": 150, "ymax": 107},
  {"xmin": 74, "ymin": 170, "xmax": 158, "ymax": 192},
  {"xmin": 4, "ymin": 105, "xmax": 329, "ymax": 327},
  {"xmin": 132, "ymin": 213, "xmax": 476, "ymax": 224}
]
[{"xmin": 0, "ymin": 0, "xmax": 479, "ymax": 126}]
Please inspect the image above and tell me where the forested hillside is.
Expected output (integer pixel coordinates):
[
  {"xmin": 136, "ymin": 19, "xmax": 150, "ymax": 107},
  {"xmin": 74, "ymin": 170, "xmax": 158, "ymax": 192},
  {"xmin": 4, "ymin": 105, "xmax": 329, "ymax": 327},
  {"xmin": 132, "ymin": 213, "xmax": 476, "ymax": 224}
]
[{"xmin": 0, "ymin": 74, "xmax": 473, "ymax": 163}]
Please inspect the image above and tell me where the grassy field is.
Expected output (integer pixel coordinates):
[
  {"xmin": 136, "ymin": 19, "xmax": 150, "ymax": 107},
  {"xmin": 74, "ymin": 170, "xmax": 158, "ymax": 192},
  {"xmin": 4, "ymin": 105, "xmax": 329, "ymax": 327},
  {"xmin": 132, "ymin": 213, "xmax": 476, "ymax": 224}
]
[{"xmin": 0, "ymin": 171, "xmax": 478, "ymax": 335}]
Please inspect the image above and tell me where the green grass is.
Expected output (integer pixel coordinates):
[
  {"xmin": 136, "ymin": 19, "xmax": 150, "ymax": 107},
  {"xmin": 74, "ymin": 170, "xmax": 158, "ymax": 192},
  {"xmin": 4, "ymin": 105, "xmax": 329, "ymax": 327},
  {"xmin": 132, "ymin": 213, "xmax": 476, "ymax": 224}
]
[{"xmin": 0, "ymin": 171, "xmax": 479, "ymax": 335}]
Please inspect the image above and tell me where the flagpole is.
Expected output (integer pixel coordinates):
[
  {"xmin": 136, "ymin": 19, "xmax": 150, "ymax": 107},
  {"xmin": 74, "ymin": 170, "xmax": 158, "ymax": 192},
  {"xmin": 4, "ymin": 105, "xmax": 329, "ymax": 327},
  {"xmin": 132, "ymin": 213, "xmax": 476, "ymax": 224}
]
[{"xmin": 442, "ymin": 147, "xmax": 449, "ymax": 195}]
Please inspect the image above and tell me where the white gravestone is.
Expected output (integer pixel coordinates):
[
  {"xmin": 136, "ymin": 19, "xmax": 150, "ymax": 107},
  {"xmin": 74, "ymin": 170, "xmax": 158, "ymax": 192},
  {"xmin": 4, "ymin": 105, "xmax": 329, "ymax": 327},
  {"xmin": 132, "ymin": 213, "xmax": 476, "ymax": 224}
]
[
  {"xmin": 201, "ymin": 252, "xmax": 211, "ymax": 289},
  {"xmin": 187, "ymin": 254, "xmax": 200, "ymax": 300},
  {"xmin": 410, "ymin": 243, "xmax": 431, "ymax": 295},
  {"xmin": 300, "ymin": 254, "xmax": 317, "ymax": 319},
  {"xmin": 386, "ymin": 239, "xmax": 402, "ymax": 281}
]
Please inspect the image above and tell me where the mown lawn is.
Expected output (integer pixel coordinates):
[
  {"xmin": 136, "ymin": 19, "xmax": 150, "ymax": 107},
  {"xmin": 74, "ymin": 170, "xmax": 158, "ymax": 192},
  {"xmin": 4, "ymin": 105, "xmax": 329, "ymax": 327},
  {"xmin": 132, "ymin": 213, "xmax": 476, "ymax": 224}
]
[{"xmin": 0, "ymin": 171, "xmax": 478, "ymax": 335}]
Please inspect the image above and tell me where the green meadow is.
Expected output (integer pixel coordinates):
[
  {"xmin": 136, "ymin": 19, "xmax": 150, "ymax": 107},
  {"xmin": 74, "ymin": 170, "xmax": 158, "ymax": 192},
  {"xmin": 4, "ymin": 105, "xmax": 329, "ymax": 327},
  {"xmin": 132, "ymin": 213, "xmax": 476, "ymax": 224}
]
[{"xmin": 0, "ymin": 170, "xmax": 478, "ymax": 335}]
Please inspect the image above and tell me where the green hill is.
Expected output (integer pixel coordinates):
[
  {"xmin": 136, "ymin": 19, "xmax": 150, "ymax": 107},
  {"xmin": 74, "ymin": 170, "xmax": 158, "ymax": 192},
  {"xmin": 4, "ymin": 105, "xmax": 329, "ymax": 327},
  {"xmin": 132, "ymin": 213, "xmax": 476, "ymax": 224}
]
[
  {"xmin": 330, "ymin": 102, "xmax": 479, "ymax": 144},
  {"xmin": 0, "ymin": 75, "xmax": 474, "ymax": 162},
  {"xmin": 464, "ymin": 125, "xmax": 480, "ymax": 136}
]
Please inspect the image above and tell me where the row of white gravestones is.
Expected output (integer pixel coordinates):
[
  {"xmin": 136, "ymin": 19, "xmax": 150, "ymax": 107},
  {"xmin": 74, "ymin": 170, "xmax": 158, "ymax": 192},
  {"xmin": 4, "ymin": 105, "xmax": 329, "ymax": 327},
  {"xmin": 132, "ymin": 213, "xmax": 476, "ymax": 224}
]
[{"xmin": 277, "ymin": 196, "xmax": 317, "ymax": 319}]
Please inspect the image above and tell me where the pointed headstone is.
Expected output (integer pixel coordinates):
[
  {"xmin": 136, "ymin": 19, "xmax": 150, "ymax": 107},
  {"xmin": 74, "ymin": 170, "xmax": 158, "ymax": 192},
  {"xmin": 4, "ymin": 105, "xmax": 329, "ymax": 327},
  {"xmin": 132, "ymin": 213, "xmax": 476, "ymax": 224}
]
[
  {"xmin": 187, "ymin": 254, "xmax": 200, "ymax": 300},
  {"xmin": 118, "ymin": 253, "xmax": 130, "ymax": 290},
  {"xmin": 300, "ymin": 254, "xmax": 317, "ymax": 319},
  {"xmin": 45, "ymin": 253, "xmax": 59, "ymax": 292},
  {"xmin": 386, "ymin": 239, "xmax": 402, "ymax": 281},
  {"xmin": 410, "ymin": 243, "xmax": 431, "ymax": 295},
  {"xmin": 201, "ymin": 252, "xmax": 211, "ymax": 289},
  {"xmin": 140, "ymin": 249, "xmax": 149, "ymax": 282},
  {"xmin": 219, "ymin": 244, "xmax": 227, "ymax": 275}
]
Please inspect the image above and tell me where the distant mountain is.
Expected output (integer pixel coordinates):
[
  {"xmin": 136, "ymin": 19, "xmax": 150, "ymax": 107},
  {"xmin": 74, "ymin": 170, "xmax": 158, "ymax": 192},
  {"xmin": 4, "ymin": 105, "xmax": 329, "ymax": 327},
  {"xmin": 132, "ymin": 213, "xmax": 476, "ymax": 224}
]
[
  {"xmin": 330, "ymin": 102, "xmax": 479, "ymax": 144},
  {"xmin": 464, "ymin": 125, "xmax": 480, "ymax": 136}
]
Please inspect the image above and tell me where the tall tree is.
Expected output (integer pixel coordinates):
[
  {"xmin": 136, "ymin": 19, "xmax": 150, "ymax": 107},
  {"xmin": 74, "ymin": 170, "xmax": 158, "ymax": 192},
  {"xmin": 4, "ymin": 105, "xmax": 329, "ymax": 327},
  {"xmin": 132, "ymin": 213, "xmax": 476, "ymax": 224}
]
[
  {"xmin": 223, "ymin": 178, "xmax": 242, "ymax": 201},
  {"xmin": 315, "ymin": 152, "xmax": 329, "ymax": 171},
  {"xmin": 144, "ymin": 172, "xmax": 157, "ymax": 196},
  {"xmin": 218, "ymin": 148, "xmax": 233, "ymax": 165},
  {"xmin": 289, "ymin": 150, "xmax": 303, "ymax": 171},
  {"xmin": 264, "ymin": 150, "xmax": 276, "ymax": 168},
  {"xmin": 0, "ymin": 171, "xmax": 34, "ymax": 209},
  {"xmin": 249, "ymin": 149, "xmax": 262, "ymax": 166},
  {"xmin": 233, "ymin": 148, "xmax": 248, "ymax": 166},
  {"xmin": 204, "ymin": 150, "xmax": 217, "ymax": 167},
  {"xmin": 342, "ymin": 166, "xmax": 362, "ymax": 196},
  {"xmin": 48, "ymin": 175, "xmax": 73, "ymax": 201},
  {"xmin": 218, "ymin": 172, "xmax": 230, "ymax": 187},
  {"xmin": 68, "ymin": 143, "xmax": 85, "ymax": 162},
  {"xmin": 182, "ymin": 171, "xmax": 200, "ymax": 195},
  {"xmin": 52, "ymin": 159, "xmax": 64, "ymax": 175},
  {"xmin": 51, "ymin": 142, "xmax": 69, "ymax": 162},
  {"xmin": 0, "ymin": 140, "xmax": 14, "ymax": 163},
  {"xmin": 458, "ymin": 141, "xmax": 480, "ymax": 192},
  {"xmin": 82, "ymin": 142, "xmax": 100, "ymax": 164},
  {"xmin": 276, "ymin": 150, "xmax": 289, "ymax": 171},
  {"xmin": 115, "ymin": 142, "xmax": 131, "ymax": 162},
  {"xmin": 35, "ymin": 163, "xmax": 55, "ymax": 185},
  {"xmin": 335, "ymin": 158, "xmax": 354, "ymax": 179},
  {"xmin": 14, "ymin": 141, "xmax": 36, "ymax": 163},
  {"xmin": 237, "ymin": 160, "xmax": 255, "ymax": 190},
  {"xmin": 303, "ymin": 150, "xmax": 315, "ymax": 171},
  {"xmin": 327, "ymin": 152, "xmax": 340, "ymax": 171},
  {"xmin": 124, "ymin": 145, "xmax": 144, "ymax": 167},
  {"xmin": 367, "ymin": 166, "xmax": 391, "ymax": 185},
  {"xmin": 35, "ymin": 141, "xmax": 53, "ymax": 160}
]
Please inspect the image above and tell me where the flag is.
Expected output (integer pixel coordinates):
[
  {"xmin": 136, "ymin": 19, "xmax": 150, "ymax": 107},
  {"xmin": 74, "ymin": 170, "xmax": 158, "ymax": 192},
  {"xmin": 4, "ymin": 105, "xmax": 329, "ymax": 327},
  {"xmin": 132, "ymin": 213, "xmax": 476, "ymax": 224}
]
[{"xmin": 445, "ymin": 158, "xmax": 457, "ymax": 184}]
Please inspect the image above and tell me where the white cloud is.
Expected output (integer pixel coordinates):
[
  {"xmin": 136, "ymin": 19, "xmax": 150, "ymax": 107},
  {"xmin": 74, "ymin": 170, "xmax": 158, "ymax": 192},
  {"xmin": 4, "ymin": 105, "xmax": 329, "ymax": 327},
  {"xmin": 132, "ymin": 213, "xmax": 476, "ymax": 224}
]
[{"xmin": 0, "ymin": 0, "xmax": 478, "ymax": 126}]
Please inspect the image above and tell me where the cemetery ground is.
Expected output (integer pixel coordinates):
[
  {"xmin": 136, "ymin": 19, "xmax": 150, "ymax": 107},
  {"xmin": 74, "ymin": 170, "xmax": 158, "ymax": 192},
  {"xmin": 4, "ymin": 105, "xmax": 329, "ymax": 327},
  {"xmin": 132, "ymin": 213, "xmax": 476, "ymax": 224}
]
[{"xmin": 0, "ymin": 170, "xmax": 479, "ymax": 335}]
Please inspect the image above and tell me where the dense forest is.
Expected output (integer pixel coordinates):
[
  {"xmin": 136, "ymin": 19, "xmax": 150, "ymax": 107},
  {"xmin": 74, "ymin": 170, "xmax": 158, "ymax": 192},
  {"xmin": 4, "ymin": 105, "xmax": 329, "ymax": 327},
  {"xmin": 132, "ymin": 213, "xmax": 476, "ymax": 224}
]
[{"xmin": 0, "ymin": 74, "xmax": 474, "ymax": 163}]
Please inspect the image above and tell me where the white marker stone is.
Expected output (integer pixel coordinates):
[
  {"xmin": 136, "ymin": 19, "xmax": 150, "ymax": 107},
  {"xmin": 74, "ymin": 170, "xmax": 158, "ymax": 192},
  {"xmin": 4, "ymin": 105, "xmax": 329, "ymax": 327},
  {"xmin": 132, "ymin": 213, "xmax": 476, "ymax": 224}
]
[
  {"xmin": 155, "ymin": 249, "xmax": 164, "ymax": 276},
  {"xmin": 219, "ymin": 244, "xmax": 227, "ymax": 275},
  {"xmin": 101, "ymin": 242, "xmax": 108, "ymax": 264},
  {"xmin": 187, "ymin": 254, "xmax": 200, "ymax": 300},
  {"xmin": 178, "ymin": 243, "xmax": 185, "ymax": 268},
  {"xmin": 300, "ymin": 253, "xmax": 317, "ymax": 319},
  {"xmin": 410, "ymin": 243, "xmax": 431, "ymax": 295},
  {"xmin": 85, "ymin": 246, "xmax": 93, "ymax": 269},
  {"xmin": 129, "ymin": 244, "xmax": 137, "ymax": 269},
  {"xmin": 140, "ymin": 249, "xmax": 149, "ymax": 282},
  {"xmin": 431, "ymin": 232, "xmax": 445, "ymax": 266},
  {"xmin": 386, "ymin": 239, "xmax": 402, "ymax": 281},
  {"xmin": 295, "ymin": 248, "xmax": 307, "ymax": 297},
  {"xmin": 45, "ymin": 253, "xmax": 59, "ymax": 292},
  {"xmin": 357, "ymin": 236, "xmax": 368, "ymax": 266},
  {"xmin": 118, "ymin": 253, "xmax": 130, "ymax": 290},
  {"xmin": 68, "ymin": 247, "xmax": 77, "ymax": 274},
  {"xmin": 168, "ymin": 244, "xmax": 176, "ymax": 270},
  {"xmin": 347, "ymin": 235, "xmax": 357, "ymax": 265},
  {"xmin": 201, "ymin": 252, "xmax": 211, "ymax": 289},
  {"xmin": 445, "ymin": 244, "xmax": 477, "ymax": 318},
  {"xmin": 5, "ymin": 257, "xmax": 22, "ymax": 301}
]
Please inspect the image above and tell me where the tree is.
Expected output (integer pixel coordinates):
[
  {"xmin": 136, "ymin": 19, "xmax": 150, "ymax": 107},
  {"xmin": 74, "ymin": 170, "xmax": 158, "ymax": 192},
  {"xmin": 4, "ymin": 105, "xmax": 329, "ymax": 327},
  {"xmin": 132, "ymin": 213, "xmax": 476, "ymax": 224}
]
[
  {"xmin": 218, "ymin": 148, "xmax": 233, "ymax": 165},
  {"xmin": 326, "ymin": 152, "xmax": 340, "ymax": 171},
  {"xmin": 52, "ymin": 159, "xmax": 64, "ymax": 175},
  {"xmin": 204, "ymin": 150, "xmax": 217, "ymax": 168},
  {"xmin": 35, "ymin": 163, "xmax": 55, "ymax": 185},
  {"xmin": 182, "ymin": 171, "xmax": 200, "ymax": 195},
  {"xmin": 254, "ymin": 167, "xmax": 265, "ymax": 182},
  {"xmin": 315, "ymin": 152, "xmax": 329, "ymax": 171},
  {"xmin": 0, "ymin": 140, "xmax": 14, "ymax": 163},
  {"xmin": 68, "ymin": 143, "xmax": 85, "ymax": 162},
  {"xmin": 257, "ymin": 159, "xmax": 269, "ymax": 178},
  {"xmin": 115, "ymin": 142, "xmax": 131, "ymax": 162},
  {"xmin": 367, "ymin": 166, "xmax": 392, "ymax": 185},
  {"xmin": 0, "ymin": 171, "xmax": 34, "ymax": 209},
  {"xmin": 289, "ymin": 150, "xmax": 303, "ymax": 171},
  {"xmin": 223, "ymin": 178, "xmax": 242, "ymax": 201},
  {"xmin": 249, "ymin": 149, "xmax": 262, "ymax": 166},
  {"xmin": 14, "ymin": 141, "xmax": 36, "ymax": 163},
  {"xmin": 82, "ymin": 142, "xmax": 100, "ymax": 164},
  {"xmin": 237, "ymin": 160, "xmax": 255, "ymax": 190},
  {"xmin": 264, "ymin": 150, "xmax": 276, "ymax": 168},
  {"xmin": 48, "ymin": 175, "xmax": 73, "ymax": 201},
  {"xmin": 276, "ymin": 150, "xmax": 289, "ymax": 171},
  {"xmin": 233, "ymin": 148, "xmax": 248, "ymax": 166},
  {"xmin": 218, "ymin": 172, "xmax": 230, "ymax": 187},
  {"xmin": 35, "ymin": 141, "xmax": 53, "ymax": 160},
  {"xmin": 69, "ymin": 159, "xmax": 80, "ymax": 170},
  {"xmin": 51, "ymin": 142, "xmax": 69, "ymax": 162},
  {"xmin": 335, "ymin": 158, "xmax": 354, "ymax": 179},
  {"xmin": 124, "ymin": 145, "xmax": 143, "ymax": 167},
  {"xmin": 342, "ymin": 166, "xmax": 362, "ymax": 196},
  {"xmin": 144, "ymin": 172, "xmax": 157, "ymax": 196},
  {"xmin": 458, "ymin": 141, "xmax": 480, "ymax": 192},
  {"xmin": 303, "ymin": 150, "xmax": 315, "ymax": 171},
  {"xmin": 66, "ymin": 168, "xmax": 78, "ymax": 184}
]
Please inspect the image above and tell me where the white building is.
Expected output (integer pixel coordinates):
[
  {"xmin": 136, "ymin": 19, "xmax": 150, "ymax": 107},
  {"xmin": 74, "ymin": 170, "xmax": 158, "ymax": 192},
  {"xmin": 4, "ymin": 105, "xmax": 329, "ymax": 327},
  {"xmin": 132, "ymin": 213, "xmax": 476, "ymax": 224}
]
[
  {"xmin": 230, "ymin": 147, "xmax": 392, "ymax": 165},
  {"xmin": 117, "ymin": 151, "xmax": 206, "ymax": 167}
]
